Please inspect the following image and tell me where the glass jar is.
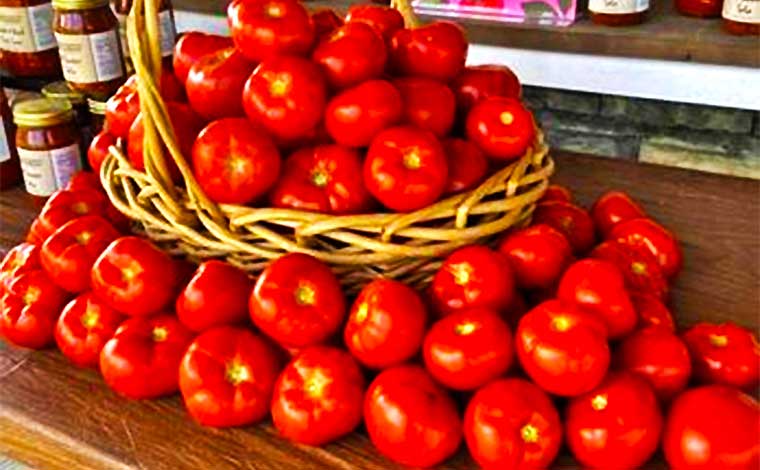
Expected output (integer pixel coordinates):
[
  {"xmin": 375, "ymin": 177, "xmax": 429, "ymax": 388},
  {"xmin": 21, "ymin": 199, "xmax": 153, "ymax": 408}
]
[
  {"xmin": 676, "ymin": 0, "xmax": 722, "ymax": 16},
  {"xmin": 52, "ymin": 0, "xmax": 126, "ymax": 100},
  {"xmin": 42, "ymin": 79, "xmax": 94, "ymax": 147},
  {"xmin": 589, "ymin": 0, "xmax": 650, "ymax": 25},
  {"xmin": 0, "ymin": 87, "xmax": 22, "ymax": 189},
  {"xmin": 87, "ymin": 96, "xmax": 105, "ymax": 134},
  {"xmin": 0, "ymin": 0, "xmax": 61, "ymax": 77},
  {"xmin": 13, "ymin": 97, "xmax": 83, "ymax": 197},
  {"xmin": 111, "ymin": 0, "xmax": 175, "ymax": 70},
  {"xmin": 722, "ymin": 0, "xmax": 760, "ymax": 34}
]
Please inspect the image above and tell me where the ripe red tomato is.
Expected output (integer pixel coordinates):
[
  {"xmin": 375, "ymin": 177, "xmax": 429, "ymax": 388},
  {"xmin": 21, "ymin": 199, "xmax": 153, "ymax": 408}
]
[
  {"xmin": 516, "ymin": 300, "xmax": 610, "ymax": 396},
  {"xmin": 464, "ymin": 378, "xmax": 561, "ymax": 470},
  {"xmin": 324, "ymin": 79, "xmax": 402, "ymax": 148},
  {"xmin": 442, "ymin": 138, "xmax": 487, "ymax": 194},
  {"xmin": 91, "ymin": 236, "xmax": 179, "ymax": 317},
  {"xmin": 466, "ymin": 97, "xmax": 535, "ymax": 161},
  {"xmin": 364, "ymin": 365, "xmax": 462, "ymax": 467},
  {"xmin": 390, "ymin": 22, "xmax": 467, "ymax": 82},
  {"xmin": 54, "ymin": 292, "xmax": 124, "ymax": 368},
  {"xmin": 591, "ymin": 190, "xmax": 646, "ymax": 238},
  {"xmin": 37, "ymin": 188, "xmax": 109, "ymax": 240},
  {"xmin": 65, "ymin": 171, "xmax": 101, "ymax": 191},
  {"xmin": 539, "ymin": 184, "xmax": 572, "ymax": 203},
  {"xmin": 663, "ymin": 385, "xmax": 759, "ymax": 469},
  {"xmin": 344, "ymin": 278, "xmax": 427, "ymax": 369},
  {"xmin": 565, "ymin": 372, "xmax": 663, "ymax": 469},
  {"xmin": 186, "ymin": 48, "xmax": 255, "ymax": 120},
  {"xmin": 191, "ymin": 118, "xmax": 281, "ymax": 205},
  {"xmin": 682, "ymin": 322, "xmax": 759, "ymax": 390},
  {"xmin": 498, "ymin": 224, "xmax": 572, "ymax": 290},
  {"xmin": 88, "ymin": 131, "xmax": 117, "ymax": 175},
  {"xmin": 312, "ymin": 22, "xmax": 386, "ymax": 89},
  {"xmin": 0, "ymin": 243, "xmax": 40, "ymax": 293},
  {"xmin": 393, "ymin": 77, "xmax": 456, "ymax": 137},
  {"xmin": 610, "ymin": 217, "xmax": 683, "ymax": 279},
  {"xmin": 249, "ymin": 253, "xmax": 345, "ymax": 348},
  {"xmin": 25, "ymin": 218, "xmax": 46, "ymax": 245},
  {"xmin": 104, "ymin": 86, "xmax": 140, "ymax": 140},
  {"xmin": 173, "ymin": 32, "xmax": 233, "ymax": 84},
  {"xmin": 364, "ymin": 126, "xmax": 448, "ymax": 212},
  {"xmin": 345, "ymin": 5, "xmax": 404, "ymax": 42},
  {"xmin": 100, "ymin": 314, "xmax": 194, "ymax": 399},
  {"xmin": 630, "ymin": 292, "xmax": 675, "ymax": 332},
  {"xmin": 590, "ymin": 240, "xmax": 669, "ymax": 301},
  {"xmin": 311, "ymin": 8, "xmax": 343, "ymax": 40},
  {"xmin": 271, "ymin": 346, "xmax": 365, "ymax": 445},
  {"xmin": 176, "ymin": 260, "xmax": 254, "ymax": 333},
  {"xmin": 533, "ymin": 201, "xmax": 596, "ymax": 254},
  {"xmin": 452, "ymin": 64, "xmax": 521, "ymax": 113}
]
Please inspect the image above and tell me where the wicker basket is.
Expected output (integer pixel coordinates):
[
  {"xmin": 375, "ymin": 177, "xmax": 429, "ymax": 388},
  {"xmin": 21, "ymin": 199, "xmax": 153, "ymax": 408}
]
[{"xmin": 99, "ymin": 0, "xmax": 554, "ymax": 292}]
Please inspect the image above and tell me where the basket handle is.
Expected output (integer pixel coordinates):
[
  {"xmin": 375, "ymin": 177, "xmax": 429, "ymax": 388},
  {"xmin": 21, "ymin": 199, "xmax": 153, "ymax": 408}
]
[{"xmin": 392, "ymin": 0, "xmax": 421, "ymax": 27}]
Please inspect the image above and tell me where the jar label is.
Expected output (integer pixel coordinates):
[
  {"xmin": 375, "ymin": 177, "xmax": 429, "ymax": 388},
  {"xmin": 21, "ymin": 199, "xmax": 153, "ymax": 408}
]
[
  {"xmin": 116, "ymin": 12, "xmax": 129, "ymax": 62},
  {"xmin": 116, "ymin": 10, "xmax": 175, "ymax": 60},
  {"xmin": 0, "ymin": 118, "xmax": 10, "ymax": 163},
  {"xmin": 18, "ymin": 143, "xmax": 82, "ymax": 196},
  {"xmin": 723, "ymin": 0, "xmax": 760, "ymax": 22},
  {"xmin": 55, "ymin": 30, "xmax": 124, "ymax": 84},
  {"xmin": 589, "ymin": 0, "xmax": 649, "ymax": 13},
  {"xmin": 0, "ymin": 4, "xmax": 57, "ymax": 53}
]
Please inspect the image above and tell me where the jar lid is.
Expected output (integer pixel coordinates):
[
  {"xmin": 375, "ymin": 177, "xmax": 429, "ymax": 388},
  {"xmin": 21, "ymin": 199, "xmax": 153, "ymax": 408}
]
[
  {"xmin": 7, "ymin": 90, "xmax": 44, "ymax": 109},
  {"xmin": 52, "ymin": 0, "xmax": 109, "ymax": 10},
  {"xmin": 88, "ymin": 98, "xmax": 108, "ymax": 115},
  {"xmin": 13, "ymin": 98, "xmax": 75, "ymax": 128},
  {"xmin": 42, "ymin": 81, "xmax": 86, "ymax": 105}
]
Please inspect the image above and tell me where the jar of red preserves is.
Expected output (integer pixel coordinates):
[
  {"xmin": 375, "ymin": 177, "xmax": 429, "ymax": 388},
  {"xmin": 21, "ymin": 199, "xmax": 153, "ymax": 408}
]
[
  {"xmin": 676, "ymin": 0, "xmax": 723, "ymax": 16},
  {"xmin": 722, "ymin": 0, "xmax": 760, "ymax": 34},
  {"xmin": 111, "ymin": 0, "xmax": 175, "ymax": 70},
  {"xmin": 0, "ymin": 0, "xmax": 61, "ymax": 77},
  {"xmin": 589, "ymin": 0, "xmax": 650, "ymax": 25},
  {"xmin": 0, "ymin": 87, "xmax": 22, "ymax": 189}
]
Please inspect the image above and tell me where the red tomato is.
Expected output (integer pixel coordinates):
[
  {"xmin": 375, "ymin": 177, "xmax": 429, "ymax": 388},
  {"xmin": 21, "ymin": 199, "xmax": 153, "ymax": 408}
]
[
  {"xmin": 186, "ymin": 48, "xmax": 255, "ymax": 120},
  {"xmin": 40, "ymin": 215, "xmax": 120, "ymax": 293},
  {"xmin": 393, "ymin": 77, "xmax": 456, "ymax": 137},
  {"xmin": 324, "ymin": 79, "xmax": 402, "ymax": 148},
  {"xmin": 312, "ymin": 22, "xmax": 386, "ymax": 89},
  {"xmin": 91, "ymin": 236, "xmax": 179, "ymax": 317},
  {"xmin": 558, "ymin": 259, "xmax": 637, "ymax": 340},
  {"xmin": 663, "ymin": 385, "xmax": 759, "ymax": 470},
  {"xmin": 345, "ymin": 5, "xmax": 404, "ymax": 42},
  {"xmin": 431, "ymin": 245, "xmax": 515, "ymax": 316},
  {"xmin": 65, "ymin": 171, "xmax": 101, "ymax": 191},
  {"xmin": 364, "ymin": 365, "xmax": 462, "ymax": 467},
  {"xmin": 157, "ymin": 70, "xmax": 186, "ymax": 103},
  {"xmin": 565, "ymin": 372, "xmax": 663, "ymax": 469},
  {"xmin": 591, "ymin": 190, "xmax": 646, "ymax": 238},
  {"xmin": 176, "ymin": 260, "xmax": 253, "ymax": 333},
  {"xmin": 498, "ymin": 224, "xmax": 572, "ymax": 290},
  {"xmin": 466, "ymin": 97, "xmax": 535, "ymax": 161},
  {"xmin": 502, "ymin": 290, "xmax": 528, "ymax": 331},
  {"xmin": 390, "ymin": 22, "xmax": 467, "ymax": 82},
  {"xmin": 88, "ymin": 131, "xmax": 117, "ymax": 175},
  {"xmin": 227, "ymin": 0, "xmax": 314, "ymax": 62},
  {"xmin": 173, "ymin": 32, "xmax": 233, "ymax": 84},
  {"xmin": 682, "ymin": 322, "xmax": 760, "ymax": 390},
  {"xmin": 442, "ymin": 138, "xmax": 487, "ymax": 194},
  {"xmin": 100, "ymin": 314, "xmax": 194, "ymax": 399},
  {"xmin": 104, "ymin": 86, "xmax": 140, "ymax": 140},
  {"xmin": 590, "ymin": 240, "xmax": 669, "ymax": 301},
  {"xmin": 311, "ymin": 8, "xmax": 343, "ymax": 40},
  {"xmin": 452, "ymin": 64, "xmax": 522, "ymax": 113},
  {"xmin": 364, "ymin": 126, "xmax": 448, "ymax": 212},
  {"xmin": 610, "ymin": 217, "xmax": 683, "ymax": 279},
  {"xmin": 37, "ymin": 188, "xmax": 109, "ymax": 240},
  {"xmin": 271, "ymin": 346, "xmax": 365, "ymax": 444},
  {"xmin": 249, "ymin": 253, "xmax": 345, "ymax": 348},
  {"xmin": 464, "ymin": 378, "xmax": 561, "ymax": 470},
  {"xmin": 631, "ymin": 292, "xmax": 675, "ymax": 332},
  {"xmin": 533, "ymin": 201, "xmax": 596, "ymax": 254},
  {"xmin": 0, "ymin": 243, "xmax": 40, "ymax": 293},
  {"xmin": 539, "ymin": 184, "xmax": 572, "ymax": 203},
  {"xmin": 343, "ymin": 278, "xmax": 427, "ymax": 369},
  {"xmin": 179, "ymin": 326, "xmax": 281, "ymax": 427},
  {"xmin": 25, "ymin": 217, "xmax": 47, "ymax": 245},
  {"xmin": 54, "ymin": 292, "xmax": 124, "ymax": 368},
  {"xmin": 516, "ymin": 300, "xmax": 610, "ymax": 397},
  {"xmin": 191, "ymin": 118, "xmax": 281, "ymax": 205},
  {"xmin": 423, "ymin": 308, "xmax": 513, "ymax": 390}
]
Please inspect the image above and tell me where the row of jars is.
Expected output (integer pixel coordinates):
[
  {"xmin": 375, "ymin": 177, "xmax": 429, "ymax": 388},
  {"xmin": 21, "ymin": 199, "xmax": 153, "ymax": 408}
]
[{"xmin": 589, "ymin": 0, "xmax": 759, "ymax": 28}]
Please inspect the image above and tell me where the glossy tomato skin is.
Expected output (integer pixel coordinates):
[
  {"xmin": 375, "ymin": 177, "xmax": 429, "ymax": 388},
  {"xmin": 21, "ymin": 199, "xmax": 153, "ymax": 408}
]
[
  {"xmin": 516, "ymin": 300, "xmax": 610, "ymax": 397},
  {"xmin": 227, "ymin": 0, "xmax": 314, "ymax": 62},
  {"xmin": 311, "ymin": 8, "xmax": 343, "ymax": 40},
  {"xmin": 364, "ymin": 126, "xmax": 448, "ymax": 212},
  {"xmin": 179, "ymin": 326, "xmax": 282, "ymax": 427},
  {"xmin": 630, "ymin": 292, "xmax": 675, "ymax": 332},
  {"xmin": 498, "ymin": 224, "xmax": 572, "ymax": 290},
  {"xmin": 442, "ymin": 138, "xmax": 487, "ymax": 194},
  {"xmin": 91, "ymin": 237, "xmax": 179, "ymax": 317},
  {"xmin": 591, "ymin": 190, "xmax": 646, "ymax": 238},
  {"xmin": 65, "ymin": 170, "xmax": 101, "ymax": 191},
  {"xmin": 104, "ymin": 86, "xmax": 140, "ymax": 140},
  {"xmin": 663, "ymin": 385, "xmax": 759, "ymax": 470},
  {"xmin": 533, "ymin": 201, "xmax": 596, "ymax": 254},
  {"xmin": 312, "ymin": 22, "xmax": 386, "ymax": 89},
  {"xmin": 0, "ymin": 243, "xmax": 40, "ymax": 293},
  {"xmin": 393, "ymin": 77, "xmax": 456, "ymax": 137},
  {"xmin": 344, "ymin": 278, "xmax": 427, "ymax": 369},
  {"xmin": 271, "ymin": 346, "xmax": 365, "ymax": 445},
  {"xmin": 173, "ymin": 32, "xmax": 233, "ymax": 84},
  {"xmin": 88, "ymin": 131, "xmax": 117, "ymax": 175},
  {"xmin": 466, "ymin": 97, "xmax": 535, "ymax": 161},
  {"xmin": 464, "ymin": 378, "xmax": 561, "ymax": 470},
  {"xmin": 590, "ymin": 240, "xmax": 669, "ymax": 301},
  {"xmin": 565, "ymin": 372, "xmax": 663, "ymax": 470},
  {"xmin": 364, "ymin": 365, "xmax": 462, "ymax": 467},
  {"xmin": 191, "ymin": 118, "xmax": 281, "ymax": 205},
  {"xmin": 682, "ymin": 322, "xmax": 760, "ymax": 390},
  {"xmin": 54, "ymin": 292, "xmax": 124, "ymax": 368},
  {"xmin": 249, "ymin": 253, "xmax": 345, "ymax": 348},
  {"xmin": 539, "ymin": 184, "xmax": 572, "ymax": 203},
  {"xmin": 610, "ymin": 217, "xmax": 683, "ymax": 279},
  {"xmin": 186, "ymin": 48, "xmax": 255, "ymax": 120},
  {"xmin": 452, "ymin": 64, "xmax": 522, "ymax": 113},
  {"xmin": 37, "ymin": 188, "xmax": 109, "ymax": 240},
  {"xmin": 345, "ymin": 5, "xmax": 404, "ymax": 42},
  {"xmin": 390, "ymin": 22, "xmax": 468, "ymax": 82}
]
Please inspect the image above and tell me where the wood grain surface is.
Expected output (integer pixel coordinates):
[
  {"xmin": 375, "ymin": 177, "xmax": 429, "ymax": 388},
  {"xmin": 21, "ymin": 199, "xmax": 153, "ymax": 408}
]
[{"xmin": 1, "ymin": 152, "xmax": 758, "ymax": 470}]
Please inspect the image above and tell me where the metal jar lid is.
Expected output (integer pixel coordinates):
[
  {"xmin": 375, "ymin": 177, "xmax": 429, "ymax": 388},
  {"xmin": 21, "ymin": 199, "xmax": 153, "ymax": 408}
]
[
  {"xmin": 13, "ymin": 98, "xmax": 76, "ymax": 128},
  {"xmin": 42, "ymin": 81, "xmax": 87, "ymax": 106}
]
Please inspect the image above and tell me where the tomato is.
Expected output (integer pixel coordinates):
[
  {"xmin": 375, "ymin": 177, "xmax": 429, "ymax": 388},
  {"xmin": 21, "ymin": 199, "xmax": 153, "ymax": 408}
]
[
  {"xmin": 390, "ymin": 22, "xmax": 467, "ymax": 82},
  {"xmin": 271, "ymin": 346, "xmax": 365, "ymax": 445},
  {"xmin": 343, "ymin": 278, "xmax": 427, "ymax": 369},
  {"xmin": 312, "ymin": 22, "xmax": 386, "ymax": 89},
  {"xmin": 452, "ymin": 64, "xmax": 522, "ymax": 113},
  {"xmin": 176, "ymin": 260, "xmax": 254, "ymax": 333},
  {"xmin": 91, "ymin": 236, "xmax": 179, "ymax": 317},
  {"xmin": 178, "ymin": 326, "xmax": 281, "ymax": 427},
  {"xmin": 100, "ymin": 314, "xmax": 194, "ymax": 399},
  {"xmin": 173, "ymin": 32, "xmax": 233, "ymax": 84},
  {"xmin": 88, "ymin": 131, "xmax": 117, "ymax": 175},
  {"xmin": 54, "ymin": 292, "xmax": 124, "ymax": 368},
  {"xmin": 516, "ymin": 300, "xmax": 610, "ymax": 397},
  {"xmin": 186, "ymin": 48, "xmax": 255, "ymax": 120},
  {"xmin": 37, "ymin": 188, "xmax": 109, "ymax": 240},
  {"xmin": 466, "ymin": 97, "xmax": 535, "ymax": 161},
  {"xmin": 663, "ymin": 385, "xmax": 759, "ymax": 470},
  {"xmin": 0, "ymin": 243, "xmax": 40, "ymax": 293},
  {"xmin": 533, "ymin": 201, "xmax": 596, "ymax": 254},
  {"xmin": 191, "ymin": 118, "xmax": 280, "ymax": 205},
  {"xmin": 104, "ymin": 85, "xmax": 140, "ymax": 140},
  {"xmin": 631, "ymin": 292, "xmax": 675, "ymax": 332},
  {"xmin": 392, "ymin": 77, "xmax": 456, "ymax": 138},
  {"xmin": 345, "ymin": 5, "xmax": 404, "ymax": 42},
  {"xmin": 591, "ymin": 190, "xmax": 646, "ymax": 239},
  {"xmin": 249, "ymin": 253, "xmax": 345, "ymax": 348},
  {"xmin": 324, "ymin": 79, "xmax": 402, "ymax": 148},
  {"xmin": 682, "ymin": 322, "xmax": 760, "ymax": 390},
  {"xmin": 502, "ymin": 291, "xmax": 528, "ymax": 330},
  {"xmin": 66, "ymin": 171, "xmax": 101, "ymax": 191},
  {"xmin": 464, "ymin": 378, "xmax": 561, "ymax": 470},
  {"xmin": 423, "ymin": 308, "xmax": 513, "ymax": 390},
  {"xmin": 364, "ymin": 126, "xmax": 448, "ymax": 212},
  {"xmin": 25, "ymin": 218, "xmax": 47, "ymax": 245},
  {"xmin": 270, "ymin": 144, "xmax": 371, "ymax": 214},
  {"xmin": 498, "ymin": 224, "xmax": 572, "ymax": 290},
  {"xmin": 40, "ymin": 215, "xmax": 120, "ymax": 293},
  {"xmin": 539, "ymin": 184, "xmax": 572, "ymax": 203},
  {"xmin": 610, "ymin": 217, "xmax": 683, "ymax": 279},
  {"xmin": 364, "ymin": 365, "xmax": 462, "ymax": 467},
  {"xmin": 590, "ymin": 240, "xmax": 669, "ymax": 301},
  {"xmin": 311, "ymin": 8, "xmax": 343, "ymax": 40},
  {"xmin": 565, "ymin": 372, "xmax": 663, "ymax": 469},
  {"xmin": 441, "ymin": 138, "xmax": 487, "ymax": 194},
  {"xmin": 227, "ymin": 0, "xmax": 314, "ymax": 62}
]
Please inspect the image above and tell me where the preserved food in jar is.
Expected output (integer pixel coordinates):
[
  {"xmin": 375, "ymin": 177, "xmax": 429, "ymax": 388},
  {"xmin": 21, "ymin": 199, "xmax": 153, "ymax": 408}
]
[
  {"xmin": 0, "ymin": 87, "xmax": 22, "ymax": 189},
  {"xmin": 723, "ymin": 0, "xmax": 760, "ymax": 34},
  {"xmin": 0, "ymin": 0, "xmax": 61, "ymax": 77},
  {"xmin": 42, "ymin": 80, "xmax": 94, "ymax": 152},
  {"xmin": 676, "ymin": 0, "xmax": 723, "ymax": 16},
  {"xmin": 112, "ymin": 0, "xmax": 175, "ymax": 69},
  {"xmin": 88, "ymin": 97, "xmax": 106, "ymax": 134},
  {"xmin": 589, "ymin": 0, "xmax": 649, "ymax": 25}
]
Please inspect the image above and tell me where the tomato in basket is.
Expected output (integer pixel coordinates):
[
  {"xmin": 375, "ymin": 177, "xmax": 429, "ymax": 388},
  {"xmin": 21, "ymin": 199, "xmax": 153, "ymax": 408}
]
[
  {"xmin": 173, "ymin": 32, "xmax": 233, "ymax": 84},
  {"xmin": 452, "ymin": 64, "xmax": 522, "ymax": 112},
  {"xmin": 345, "ymin": 5, "xmax": 404, "ymax": 42},
  {"xmin": 442, "ymin": 138, "xmax": 488, "ymax": 194},
  {"xmin": 325, "ymin": 79, "xmax": 402, "ymax": 148},
  {"xmin": 393, "ymin": 77, "xmax": 456, "ymax": 137},
  {"xmin": 186, "ymin": 48, "xmax": 255, "ymax": 121},
  {"xmin": 390, "ymin": 21, "xmax": 467, "ymax": 82},
  {"xmin": 311, "ymin": 9, "xmax": 343, "ymax": 41},
  {"xmin": 466, "ymin": 97, "xmax": 535, "ymax": 161},
  {"xmin": 312, "ymin": 22, "xmax": 387, "ymax": 90}
]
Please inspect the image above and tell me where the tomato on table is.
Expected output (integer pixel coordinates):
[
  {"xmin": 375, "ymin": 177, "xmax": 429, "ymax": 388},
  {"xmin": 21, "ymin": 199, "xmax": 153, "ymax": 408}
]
[
  {"xmin": 88, "ymin": 131, "xmax": 118, "ymax": 175},
  {"xmin": 682, "ymin": 322, "xmax": 759, "ymax": 390},
  {"xmin": 312, "ymin": 22, "xmax": 387, "ymax": 89},
  {"xmin": 186, "ymin": 48, "xmax": 255, "ymax": 120},
  {"xmin": 610, "ymin": 217, "xmax": 683, "ymax": 279},
  {"xmin": 532, "ymin": 201, "xmax": 596, "ymax": 254},
  {"xmin": 591, "ymin": 240, "xmax": 669, "ymax": 301},
  {"xmin": 36, "ymin": 188, "xmax": 109, "ymax": 240},
  {"xmin": 390, "ymin": 21, "xmax": 468, "ymax": 82},
  {"xmin": 345, "ymin": 5, "xmax": 404, "ymax": 42},
  {"xmin": 55, "ymin": 292, "xmax": 124, "ymax": 368},
  {"xmin": 25, "ymin": 218, "xmax": 46, "ymax": 245},
  {"xmin": 630, "ymin": 292, "xmax": 675, "ymax": 332},
  {"xmin": 311, "ymin": 8, "xmax": 343, "ymax": 40},
  {"xmin": 441, "ymin": 138, "xmax": 488, "ymax": 195},
  {"xmin": 466, "ymin": 97, "xmax": 535, "ymax": 161},
  {"xmin": 498, "ymin": 224, "xmax": 572, "ymax": 290},
  {"xmin": 539, "ymin": 184, "xmax": 572, "ymax": 203},
  {"xmin": 173, "ymin": 32, "xmax": 233, "ymax": 84},
  {"xmin": 452, "ymin": 64, "xmax": 522, "ymax": 113},
  {"xmin": 393, "ymin": 77, "xmax": 456, "ymax": 137},
  {"xmin": 591, "ymin": 190, "xmax": 646, "ymax": 238},
  {"xmin": 0, "ymin": 243, "xmax": 40, "ymax": 293}
]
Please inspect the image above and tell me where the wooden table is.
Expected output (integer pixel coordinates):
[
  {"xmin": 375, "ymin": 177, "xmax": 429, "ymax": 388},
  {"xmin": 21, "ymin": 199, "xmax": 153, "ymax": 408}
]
[{"xmin": 1, "ymin": 153, "xmax": 758, "ymax": 470}]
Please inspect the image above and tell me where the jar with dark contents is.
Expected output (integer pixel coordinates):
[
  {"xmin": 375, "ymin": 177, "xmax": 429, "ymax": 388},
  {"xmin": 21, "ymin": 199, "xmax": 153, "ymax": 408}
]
[
  {"xmin": 0, "ymin": 87, "xmax": 22, "ymax": 189},
  {"xmin": 42, "ymin": 79, "xmax": 94, "ymax": 147},
  {"xmin": 589, "ymin": 0, "xmax": 650, "ymax": 25},
  {"xmin": 52, "ymin": 0, "xmax": 126, "ymax": 100},
  {"xmin": 0, "ymin": 0, "xmax": 62, "ymax": 77},
  {"xmin": 676, "ymin": 0, "xmax": 722, "ymax": 17},
  {"xmin": 111, "ymin": 0, "xmax": 175, "ymax": 70},
  {"xmin": 722, "ymin": 0, "xmax": 760, "ymax": 34},
  {"xmin": 87, "ymin": 96, "xmax": 106, "ymax": 134}
]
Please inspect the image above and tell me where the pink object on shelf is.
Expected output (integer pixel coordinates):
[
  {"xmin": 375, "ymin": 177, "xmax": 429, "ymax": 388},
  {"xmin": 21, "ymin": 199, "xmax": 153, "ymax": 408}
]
[{"xmin": 412, "ymin": 0, "xmax": 578, "ymax": 26}]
